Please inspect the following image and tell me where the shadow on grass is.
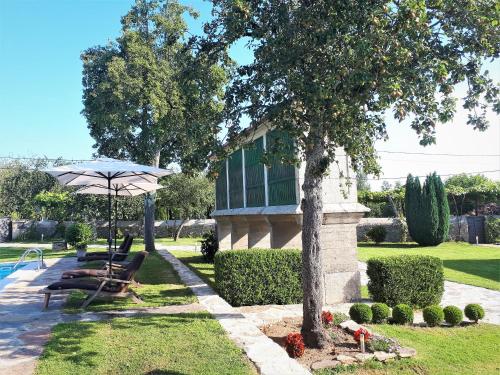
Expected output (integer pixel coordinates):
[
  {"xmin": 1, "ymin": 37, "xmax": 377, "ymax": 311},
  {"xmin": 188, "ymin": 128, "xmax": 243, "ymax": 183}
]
[{"xmin": 442, "ymin": 259, "xmax": 500, "ymax": 283}]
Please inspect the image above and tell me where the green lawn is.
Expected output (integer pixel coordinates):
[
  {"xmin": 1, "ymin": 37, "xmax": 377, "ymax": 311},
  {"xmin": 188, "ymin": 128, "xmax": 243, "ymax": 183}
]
[
  {"xmin": 316, "ymin": 323, "xmax": 500, "ymax": 375},
  {"xmin": 65, "ymin": 251, "xmax": 196, "ymax": 312},
  {"xmin": 170, "ymin": 250, "xmax": 216, "ymax": 289},
  {"xmin": 0, "ymin": 246, "xmax": 76, "ymax": 263},
  {"xmin": 35, "ymin": 313, "xmax": 256, "ymax": 375},
  {"xmin": 358, "ymin": 242, "xmax": 500, "ymax": 291}
]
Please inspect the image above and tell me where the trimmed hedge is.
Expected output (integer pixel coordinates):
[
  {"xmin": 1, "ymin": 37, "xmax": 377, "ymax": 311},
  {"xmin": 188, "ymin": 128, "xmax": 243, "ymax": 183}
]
[
  {"xmin": 392, "ymin": 304, "xmax": 414, "ymax": 325},
  {"xmin": 349, "ymin": 303, "xmax": 372, "ymax": 324},
  {"xmin": 444, "ymin": 305, "xmax": 463, "ymax": 326},
  {"xmin": 423, "ymin": 305, "xmax": 444, "ymax": 327},
  {"xmin": 464, "ymin": 304, "xmax": 485, "ymax": 323},
  {"xmin": 367, "ymin": 255, "xmax": 444, "ymax": 308},
  {"xmin": 214, "ymin": 249, "xmax": 302, "ymax": 306},
  {"xmin": 371, "ymin": 303, "xmax": 391, "ymax": 323}
]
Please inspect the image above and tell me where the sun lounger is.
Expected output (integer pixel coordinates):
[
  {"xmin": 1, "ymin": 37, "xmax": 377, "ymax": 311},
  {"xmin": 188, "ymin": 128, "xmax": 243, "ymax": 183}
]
[
  {"xmin": 39, "ymin": 251, "xmax": 147, "ymax": 309},
  {"xmin": 77, "ymin": 235, "xmax": 134, "ymax": 262}
]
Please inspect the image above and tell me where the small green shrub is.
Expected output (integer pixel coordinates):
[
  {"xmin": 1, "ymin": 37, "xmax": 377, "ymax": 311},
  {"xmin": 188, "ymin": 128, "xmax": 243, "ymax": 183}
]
[
  {"xmin": 485, "ymin": 216, "xmax": 500, "ymax": 244},
  {"xmin": 392, "ymin": 304, "xmax": 414, "ymax": 325},
  {"xmin": 367, "ymin": 255, "xmax": 444, "ymax": 307},
  {"xmin": 200, "ymin": 230, "xmax": 218, "ymax": 262},
  {"xmin": 366, "ymin": 225, "xmax": 387, "ymax": 243},
  {"xmin": 464, "ymin": 304, "xmax": 485, "ymax": 323},
  {"xmin": 333, "ymin": 312, "xmax": 349, "ymax": 326},
  {"xmin": 423, "ymin": 305, "xmax": 444, "ymax": 327},
  {"xmin": 349, "ymin": 303, "xmax": 372, "ymax": 324},
  {"xmin": 368, "ymin": 337, "xmax": 392, "ymax": 352},
  {"xmin": 443, "ymin": 305, "xmax": 463, "ymax": 326},
  {"xmin": 371, "ymin": 303, "xmax": 391, "ymax": 323},
  {"xmin": 214, "ymin": 249, "xmax": 301, "ymax": 306},
  {"xmin": 65, "ymin": 222, "xmax": 93, "ymax": 249}
]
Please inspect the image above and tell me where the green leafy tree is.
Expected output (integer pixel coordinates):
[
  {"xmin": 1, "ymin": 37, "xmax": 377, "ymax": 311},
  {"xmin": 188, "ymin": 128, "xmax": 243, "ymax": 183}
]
[
  {"xmin": 206, "ymin": 0, "xmax": 498, "ymax": 347},
  {"xmin": 356, "ymin": 170, "xmax": 371, "ymax": 192},
  {"xmin": 81, "ymin": 0, "xmax": 228, "ymax": 251},
  {"xmin": 33, "ymin": 191, "xmax": 71, "ymax": 221},
  {"xmin": 156, "ymin": 173, "xmax": 215, "ymax": 240},
  {"xmin": 406, "ymin": 173, "xmax": 449, "ymax": 245},
  {"xmin": 0, "ymin": 160, "xmax": 58, "ymax": 219}
]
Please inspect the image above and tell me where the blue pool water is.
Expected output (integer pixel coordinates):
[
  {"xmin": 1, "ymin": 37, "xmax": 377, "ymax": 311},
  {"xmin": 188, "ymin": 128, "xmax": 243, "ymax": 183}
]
[{"xmin": 0, "ymin": 262, "xmax": 27, "ymax": 280}]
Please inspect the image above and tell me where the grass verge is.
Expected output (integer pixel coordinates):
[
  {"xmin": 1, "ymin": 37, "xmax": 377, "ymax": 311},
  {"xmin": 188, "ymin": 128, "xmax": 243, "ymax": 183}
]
[
  {"xmin": 357, "ymin": 242, "xmax": 500, "ymax": 290},
  {"xmin": 64, "ymin": 251, "xmax": 196, "ymax": 312},
  {"xmin": 0, "ymin": 247, "xmax": 75, "ymax": 263},
  {"xmin": 35, "ymin": 313, "xmax": 256, "ymax": 375},
  {"xmin": 169, "ymin": 250, "xmax": 216, "ymax": 289},
  {"xmin": 319, "ymin": 323, "xmax": 500, "ymax": 375}
]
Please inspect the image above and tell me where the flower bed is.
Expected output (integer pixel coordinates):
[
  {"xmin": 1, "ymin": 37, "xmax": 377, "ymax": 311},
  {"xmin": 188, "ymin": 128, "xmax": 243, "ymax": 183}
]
[{"xmin": 260, "ymin": 316, "xmax": 416, "ymax": 371}]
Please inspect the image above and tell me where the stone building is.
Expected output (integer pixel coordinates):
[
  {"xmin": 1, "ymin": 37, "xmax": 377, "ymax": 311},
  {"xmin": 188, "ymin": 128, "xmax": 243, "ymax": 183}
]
[{"xmin": 211, "ymin": 124, "xmax": 368, "ymax": 304}]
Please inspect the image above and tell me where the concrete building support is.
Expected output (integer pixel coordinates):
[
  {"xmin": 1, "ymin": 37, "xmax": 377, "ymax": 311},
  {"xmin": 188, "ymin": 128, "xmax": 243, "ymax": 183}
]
[
  {"xmin": 217, "ymin": 217, "xmax": 232, "ymax": 250},
  {"xmin": 320, "ymin": 212, "xmax": 364, "ymax": 304},
  {"xmin": 269, "ymin": 215, "xmax": 302, "ymax": 249},
  {"xmin": 247, "ymin": 216, "xmax": 272, "ymax": 248},
  {"xmin": 230, "ymin": 217, "xmax": 249, "ymax": 249}
]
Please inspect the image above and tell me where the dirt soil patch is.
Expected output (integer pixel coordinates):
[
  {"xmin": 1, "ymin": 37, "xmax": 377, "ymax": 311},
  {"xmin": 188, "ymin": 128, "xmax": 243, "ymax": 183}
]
[{"xmin": 260, "ymin": 317, "xmax": 361, "ymax": 368}]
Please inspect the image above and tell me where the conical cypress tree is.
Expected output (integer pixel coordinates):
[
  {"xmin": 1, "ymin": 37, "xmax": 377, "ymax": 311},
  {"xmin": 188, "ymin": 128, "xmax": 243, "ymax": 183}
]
[{"xmin": 405, "ymin": 172, "xmax": 449, "ymax": 246}]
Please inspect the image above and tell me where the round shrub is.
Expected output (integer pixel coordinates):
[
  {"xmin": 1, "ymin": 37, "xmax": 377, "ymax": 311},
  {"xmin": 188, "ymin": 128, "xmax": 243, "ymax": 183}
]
[
  {"xmin": 366, "ymin": 225, "xmax": 387, "ymax": 243},
  {"xmin": 349, "ymin": 303, "xmax": 372, "ymax": 324},
  {"xmin": 443, "ymin": 305, "xmax": 463, "ymax": 326},
  {"xmin": 392, "ymin": 304, "xmax": 414, "ymax": 325},
  {"xmin": 285, "ymin": 333, "xmax": 305, "ymax": 358},
  {"xmin": 371, "ymin": 303, "xmax": 391, "ymax": 323},
  {"xmin": 200, "ymin": 230, "xmax": 218, "ymax": 262},
  {"xmin": 65, "ymin": 222, "xmax": 93, "ymax": 249},
  {"xmin": 464, "ymin": 304, "xmax": 485, "ymax": 323},
  {"xmin": 423, "ymin": 305, "xmax": 444, "ymax": 327}
]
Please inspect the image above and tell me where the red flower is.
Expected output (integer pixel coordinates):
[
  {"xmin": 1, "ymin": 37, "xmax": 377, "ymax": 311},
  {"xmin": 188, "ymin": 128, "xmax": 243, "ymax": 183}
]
[
  {"xmin": 285, "ymin": 333, "xmax": 305, "ymax": 358},
  {"xmin": 322, "ymin": 311, "xmax": 334, "ymax": 326},
  {"xmin": 353, "ymin": 328, "xmax": 371, "ymax": 343}
]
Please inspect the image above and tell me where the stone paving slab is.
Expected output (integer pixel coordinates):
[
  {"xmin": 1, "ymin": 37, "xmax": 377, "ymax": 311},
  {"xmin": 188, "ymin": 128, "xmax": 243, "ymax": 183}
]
[{"xmin": 158, "ymin": 248, "xmax": 311, "ymax": 375}]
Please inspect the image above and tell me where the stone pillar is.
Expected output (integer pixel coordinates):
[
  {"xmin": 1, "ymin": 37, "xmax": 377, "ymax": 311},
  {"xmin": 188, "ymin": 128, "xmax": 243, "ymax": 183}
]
[
  {"xmin": 320, "ymin": 212, "xmax": 364, "ymax": 304},
  {"xmin": 247, "ymin": 216, "xmax": 272, "ymax": 248},
  {"xmin": 230, "ymin": 216, "xmax": 249, "ymax": 249},
  {"xmin": 269, "ymin": 215, "xmax": 302, "ymax": 249},
  {"xmin": 216, "ymin": 217, "xmax": 232, "ymax": 250}
]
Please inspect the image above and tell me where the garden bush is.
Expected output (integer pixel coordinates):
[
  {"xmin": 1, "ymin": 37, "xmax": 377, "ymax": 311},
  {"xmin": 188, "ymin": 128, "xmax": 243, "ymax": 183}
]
[
  {"xmin": 65, "ymin": 222, "xmax": 93, "ymax": 249},
  {"xmin": 349, "ymin": 303, "xmax": 372, "ymax": 323},
  {"xmin": 367, "ymin": 255, "xmax": 444, "ymax": 307},
  {"xmin": 423, "ymin": 305, "xmax": 444, "ymax": 327},
  {"xmin": 443, "ymin": 305, "xmax": 463, "ymax": 326},
  {"xmin": 200, "ymin": 230, "xmax": 218, "ymax": 262},
  {"xmin": 371, "ymin": 303, "xmax": 390, "ymax": 323},
  {"xmin": 285, "ymin": 333, "xmax": 304, "ymax": 358},
  {"xmin": 333, "ymin": 312, "xmax": 349, "ymax": 325},
  {"xmin": 366, "ymin": 225, "xmax": 387, "ymax": 243},
  {"xmin": 392, "ymin": 304, "xmax": 414, "ymax": 325},
  {"xmin": 485, "ymin": 216, "xmax": 500, "ymax": 244},
  {"xmin": 214, "ymin": 249, "xmax": 301, "ymax": 306},
  {"xmin": 464, "ymin": 304, "xmax": 485, "ymax": 323}
]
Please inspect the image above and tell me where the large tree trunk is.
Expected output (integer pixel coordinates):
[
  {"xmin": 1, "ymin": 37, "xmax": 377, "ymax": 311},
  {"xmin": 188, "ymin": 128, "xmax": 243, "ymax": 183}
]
[
  {"xmin": 301, "ymin": 137, "xmax": 329, "ymax": 349},
  {"xmin": 144, "ymin": 151, "xmax": 160, "ymax": 252}
]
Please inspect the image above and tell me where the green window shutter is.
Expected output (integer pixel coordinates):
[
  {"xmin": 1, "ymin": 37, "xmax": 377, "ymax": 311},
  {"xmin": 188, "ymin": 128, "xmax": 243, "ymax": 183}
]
[
  {"xmin": 245, "ymin": 137, "xmax": 265, "ymax": 207},
  {"xmin": 267, "ymin": 130, "xmax": 297, "ymax": 206},
  {"xmin": 215, "ymin": 161, "xmax": 227, "ymax": 210},
  {"xmin": 228, "ymin": 149, "xmax": 244, "ymax": 208}
]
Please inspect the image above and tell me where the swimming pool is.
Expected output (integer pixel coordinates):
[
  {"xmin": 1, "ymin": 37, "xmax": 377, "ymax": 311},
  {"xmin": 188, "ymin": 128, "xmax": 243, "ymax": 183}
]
[{"xmin": 0, "ymin": 262, "xmax": 27, "ymax": 280}]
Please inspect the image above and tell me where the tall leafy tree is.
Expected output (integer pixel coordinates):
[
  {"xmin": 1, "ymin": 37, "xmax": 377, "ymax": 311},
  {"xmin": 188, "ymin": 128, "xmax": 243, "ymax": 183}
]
[
  {"xmin": 156, "ymin": 173, "xmax": 215, "ymax": 240},
  {"xmin": 406, "ymin": 173, "xmax": 449, "ymax": 245},
  {"xmin": 81, "ymin": 0, "xmax": 228, "ymax": 250},
  {"xmin": 206, "ymin": 0, "xmax": 499, "ymax": 347}
]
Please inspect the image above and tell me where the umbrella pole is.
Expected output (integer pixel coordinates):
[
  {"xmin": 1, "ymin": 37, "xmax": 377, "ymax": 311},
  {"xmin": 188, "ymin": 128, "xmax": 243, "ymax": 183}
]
[
  {"xmin": 114, "ymin": 190, "xmax": 118, "ymax": 252},
  {"xmin": 108, "ymin": 177, "xmax": 112, "ymax": 275}
]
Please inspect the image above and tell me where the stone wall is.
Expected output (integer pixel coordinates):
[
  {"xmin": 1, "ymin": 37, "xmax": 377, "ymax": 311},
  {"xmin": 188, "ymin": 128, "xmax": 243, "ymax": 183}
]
[
  {"xmin": 357, "ymin": 218, "xmax": 404, "ymax": 242},
  {"xmin": 9, "ymin": 218, "xmax": 216, "ymax": 240}
]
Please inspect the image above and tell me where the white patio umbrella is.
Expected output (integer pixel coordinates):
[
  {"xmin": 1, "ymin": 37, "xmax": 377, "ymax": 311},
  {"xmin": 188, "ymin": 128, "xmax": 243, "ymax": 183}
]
[
  {"xmin": 74, "ymin": 182, "xmax": 164, "ymax": 252},
  {"xmin": 45, "ymin": 158, "xmax": 172, "ymax": 270}
]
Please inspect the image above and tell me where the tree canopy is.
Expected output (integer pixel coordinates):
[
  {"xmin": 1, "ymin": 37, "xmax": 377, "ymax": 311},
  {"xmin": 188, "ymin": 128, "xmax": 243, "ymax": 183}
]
[{"xmin": 206, "ymin": 0, "xmax": 499, "ymax": 347}]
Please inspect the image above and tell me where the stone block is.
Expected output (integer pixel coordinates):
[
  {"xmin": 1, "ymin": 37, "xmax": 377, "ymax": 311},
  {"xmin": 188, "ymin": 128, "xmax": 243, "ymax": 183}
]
[{"xmin": 247, "ymin": 217, "xmax": 272, "ymax": 248}]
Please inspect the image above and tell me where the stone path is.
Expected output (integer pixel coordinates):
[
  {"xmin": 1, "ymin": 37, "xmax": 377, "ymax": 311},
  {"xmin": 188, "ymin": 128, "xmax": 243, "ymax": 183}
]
[
  {"xmin": 157, "ymin": 248, "xmax": 311, "ymax": 375},
  {"xmin": 359, "ymin": 261, "xmax": 500, "ymax": 324}
]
